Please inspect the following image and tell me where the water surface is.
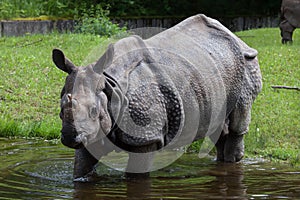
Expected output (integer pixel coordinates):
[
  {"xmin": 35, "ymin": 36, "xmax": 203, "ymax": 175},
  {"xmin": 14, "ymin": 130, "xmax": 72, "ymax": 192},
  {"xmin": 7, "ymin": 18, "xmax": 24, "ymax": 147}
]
[{"xmin": 0, "ymin": 138, "xmax": 299, "ymax": 199}]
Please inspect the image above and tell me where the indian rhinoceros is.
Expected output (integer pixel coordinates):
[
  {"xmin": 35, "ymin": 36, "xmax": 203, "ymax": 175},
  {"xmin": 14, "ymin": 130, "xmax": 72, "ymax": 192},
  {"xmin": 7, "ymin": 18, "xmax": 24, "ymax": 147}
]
[
  {"xmin": 280, "ymin": 0, "xmax": 300, "ymax": 43},
  {"xmin": 52, "ymin": 14, "xmax": 262, "ymax": 181}
]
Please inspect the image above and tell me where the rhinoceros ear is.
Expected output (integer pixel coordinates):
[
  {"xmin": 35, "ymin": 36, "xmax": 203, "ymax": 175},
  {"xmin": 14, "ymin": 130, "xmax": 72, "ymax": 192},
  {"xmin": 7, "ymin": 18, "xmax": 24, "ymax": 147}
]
[
  {"xmin": 93, "ymin": 44, "xmax": 114, "ymax": 74},
  {"xmin": 52, "ymin": 49, "xmax": 76, "ymax": 74}
]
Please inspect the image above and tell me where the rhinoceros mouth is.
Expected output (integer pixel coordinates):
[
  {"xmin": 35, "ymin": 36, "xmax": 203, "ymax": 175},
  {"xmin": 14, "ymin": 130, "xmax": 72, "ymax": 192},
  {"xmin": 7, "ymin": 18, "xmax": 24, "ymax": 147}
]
[
  {"xmin": 61, "ymin": 133, "xmax": 84, "ymax": 149},
  {"xmin": 75, "ymin": 133, "xmax": 87, "ymax": 145},
  {"xmin": 75, "ymin": 132, "xmax": 102, "ymax": 148}
]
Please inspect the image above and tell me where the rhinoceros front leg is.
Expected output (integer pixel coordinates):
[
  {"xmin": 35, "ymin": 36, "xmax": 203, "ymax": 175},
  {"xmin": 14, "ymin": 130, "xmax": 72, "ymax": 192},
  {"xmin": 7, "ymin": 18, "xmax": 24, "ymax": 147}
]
[
  {"xmin": 74, "ymin": 147, "xmax": 99, "ymax": 181},
  {"xmin": 73, "ymin": 139, "xmax": 115, "ymax": 181},
  {"xmin": 125, "ymin": 144, "xmax": 157, "ymax": 179},
  {"xmin": 280, "ymin": 20, "xmax": 296, "ymax": 44},
  {"xmin": 125, "ymin": 152, "xmax": 154, "ymax": 179}
]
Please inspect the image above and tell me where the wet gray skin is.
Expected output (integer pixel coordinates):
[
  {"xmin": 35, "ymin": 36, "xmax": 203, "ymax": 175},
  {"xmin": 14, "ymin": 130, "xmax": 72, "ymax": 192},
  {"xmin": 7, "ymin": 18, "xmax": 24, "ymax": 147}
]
[
  {"xmin": 279, "ymin": 0, "xmax": 300, "ymax": 43},
  {"xmin": 52, "ymin": 14, "xmax": 262, "ymax": 180}
]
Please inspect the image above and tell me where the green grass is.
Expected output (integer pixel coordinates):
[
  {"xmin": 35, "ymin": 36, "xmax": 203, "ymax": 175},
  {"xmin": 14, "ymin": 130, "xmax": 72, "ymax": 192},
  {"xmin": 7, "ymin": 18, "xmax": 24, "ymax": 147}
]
[
  {"xmin": 0, "ymin": 28, "xmax": 299, "ymax": 165},
  {"xmin": 235, "ymin": 28, "xmax": 300, "ymax": 166},
  {"xmin": 0, "ymin": 33, "xmax": 112, "ymax": 138}
]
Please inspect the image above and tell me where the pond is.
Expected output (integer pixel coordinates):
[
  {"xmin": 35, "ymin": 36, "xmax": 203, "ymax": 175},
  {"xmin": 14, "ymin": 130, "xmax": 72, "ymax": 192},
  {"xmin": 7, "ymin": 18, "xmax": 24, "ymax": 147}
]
[{"xmin": 0, "ymin": 137, "xmax": 299, "ymax": 199}]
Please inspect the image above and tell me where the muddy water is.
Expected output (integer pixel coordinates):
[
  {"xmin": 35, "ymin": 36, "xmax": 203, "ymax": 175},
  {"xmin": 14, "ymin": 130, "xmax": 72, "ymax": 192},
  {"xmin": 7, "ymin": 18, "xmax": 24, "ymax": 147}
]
[{"xmin": 0, "ymin": 138, "xmax": 299, "ymax": 199}]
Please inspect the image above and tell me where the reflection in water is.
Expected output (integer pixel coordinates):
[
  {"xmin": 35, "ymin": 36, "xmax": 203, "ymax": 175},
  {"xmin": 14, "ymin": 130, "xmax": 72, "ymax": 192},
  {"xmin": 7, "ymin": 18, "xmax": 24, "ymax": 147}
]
[
  {"xmin": 72, "ymin": 156, "xmax": 300, "ymax": 200},
  {"xmin": 126, "ymin": 179, "xmax": 152, "ymax": 199},
  {"xmin": 73, "ymin": 177, "xmax": 153, "ymax": 199},
  {"xmin": 0, "ymin": 138, "xmax": 299, "ymax": 199},
  {"xmin": 208, "ymin": 163, "xmax": 247, "ymax": 199}
]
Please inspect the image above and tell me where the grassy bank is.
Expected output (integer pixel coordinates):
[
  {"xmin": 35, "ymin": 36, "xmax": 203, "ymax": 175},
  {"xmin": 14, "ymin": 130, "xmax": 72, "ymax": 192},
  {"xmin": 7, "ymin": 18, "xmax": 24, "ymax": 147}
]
[
  {"xmin": 235, "ymin": 29, "xmax": 300, "ymax": 166},
  {"xmin": 0, "ymin": 34, "xmax": 111, "ymax": 138},
  {"xmin": 0, "ymin": 28, "xmax": 299, "ymax": 165}
]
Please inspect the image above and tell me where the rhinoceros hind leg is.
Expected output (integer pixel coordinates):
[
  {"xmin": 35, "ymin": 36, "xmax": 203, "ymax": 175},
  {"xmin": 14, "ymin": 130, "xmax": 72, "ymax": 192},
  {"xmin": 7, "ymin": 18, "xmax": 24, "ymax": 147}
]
[
  {"xmin": 215, "ymin": 131, "xmax": 245, "ymax": 163},
  {"xmin": 222, "ymin": 103, "xmax": 252, "ymax": 162},
  {"xmin": 216, "ymin": 101, "xmax": 254, "ymax": 163},
  {"xmin": 224, "ymin": 134, "xmax": 244, "ymax": 162},
  {"xmin": 215, "ymin": 134, "xmax": 226, "ymax": 162}
]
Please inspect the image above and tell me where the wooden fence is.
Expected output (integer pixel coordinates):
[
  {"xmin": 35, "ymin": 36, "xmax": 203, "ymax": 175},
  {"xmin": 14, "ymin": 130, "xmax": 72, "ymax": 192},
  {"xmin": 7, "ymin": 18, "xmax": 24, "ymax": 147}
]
[{"xmin": 0, "ymin": 16, "xmax": 279, "ymax": 37}]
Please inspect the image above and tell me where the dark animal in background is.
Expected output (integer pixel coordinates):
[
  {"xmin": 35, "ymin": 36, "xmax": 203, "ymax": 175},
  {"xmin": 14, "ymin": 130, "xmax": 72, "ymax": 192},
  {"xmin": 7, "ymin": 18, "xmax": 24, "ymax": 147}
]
[
  {"xmin": 52, "ymin": 14, "xmax": 262, "ymax": 180},
  {"xmin": 280, "ymin": 0, "xmax": 300, "ymax": 43}
]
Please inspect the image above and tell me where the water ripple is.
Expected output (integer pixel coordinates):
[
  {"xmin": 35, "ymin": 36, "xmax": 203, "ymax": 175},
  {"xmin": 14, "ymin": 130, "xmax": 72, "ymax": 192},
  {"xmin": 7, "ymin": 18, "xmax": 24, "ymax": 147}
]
[{"xmin": 0, "ymin": 138, "xmax": 299, "ymax": 199}]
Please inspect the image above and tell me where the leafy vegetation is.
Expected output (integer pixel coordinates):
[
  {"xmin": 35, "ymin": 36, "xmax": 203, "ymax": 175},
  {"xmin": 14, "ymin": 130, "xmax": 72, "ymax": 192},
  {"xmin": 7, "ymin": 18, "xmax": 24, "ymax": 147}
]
[
  {"xmin": 0, "ymin": 0, "xmax": 80, "ymax": 19},
  {"xmin": 0, "ymin": 0, "xmax": 281, "ymax": 20},
  {"xmin": 0, "ymin": 28, "xmax": 299, "ymax": 165},
  {"xmin": 101, "ymin": 0, "xmax": 281, "ymax": 18},
  {"xmin": 73, "ymin": 4, "xmax": 127, "ymax": 37}
]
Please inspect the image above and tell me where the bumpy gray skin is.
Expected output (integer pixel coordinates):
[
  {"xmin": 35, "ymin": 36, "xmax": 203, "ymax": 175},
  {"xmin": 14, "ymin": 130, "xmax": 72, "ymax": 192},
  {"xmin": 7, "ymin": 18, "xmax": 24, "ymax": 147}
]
[
  {"xmin": 53, "ymin": 14, "xmax": 262, "ymax": 180},
  {"xmin": 280, "ymin": 0, "xmax": 300, "ymax": 43}
]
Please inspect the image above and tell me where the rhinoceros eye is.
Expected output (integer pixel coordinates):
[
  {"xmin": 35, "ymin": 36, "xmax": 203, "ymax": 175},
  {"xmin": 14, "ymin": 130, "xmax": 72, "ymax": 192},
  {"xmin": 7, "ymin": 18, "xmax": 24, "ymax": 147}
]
[{"xmin": 89, "ymin": 106, "xmax": 98, "ymax": 120}]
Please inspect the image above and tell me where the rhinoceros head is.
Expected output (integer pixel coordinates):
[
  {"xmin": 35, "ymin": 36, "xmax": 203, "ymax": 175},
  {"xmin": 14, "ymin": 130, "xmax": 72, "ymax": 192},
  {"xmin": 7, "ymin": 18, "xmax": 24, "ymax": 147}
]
[{"xmin": 52, "ymin": 49, "xmax": 113, "ymax": 149}]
